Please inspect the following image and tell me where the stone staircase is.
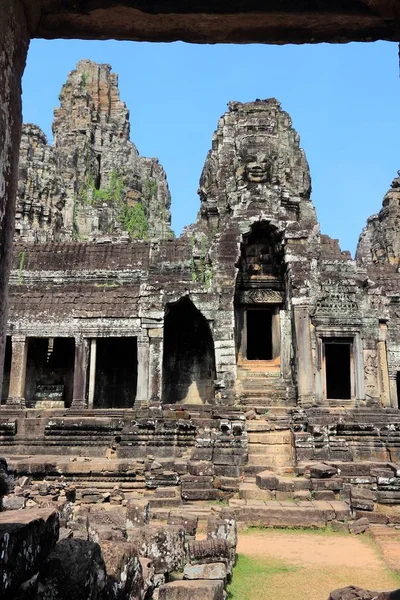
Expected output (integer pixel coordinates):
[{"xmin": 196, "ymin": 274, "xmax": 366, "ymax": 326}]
[
  {"xmin": 245, "ymin": 411, "xmax": 294, "ymax": 475},
  {"xmin": 237, "ymin": 364, "xmax": 296, "ymax": 409}
]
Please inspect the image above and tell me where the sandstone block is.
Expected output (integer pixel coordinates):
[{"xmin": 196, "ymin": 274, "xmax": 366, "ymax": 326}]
[
  {"xmin": 310, "ymin": 463, "xmax": 338, "ymax": 478},
  {"xmin": 0, "ymin": 508, "xmax": 59, "ymax": 599},
  {"xmin": 127, "ymin": 525, "xmax": 185, "ymax": 574},
  {"xmin": 183, "ymin": 562, "xmax": 227, "ymax": 580},
  {"xmin": 188, "ymin": 461, "xmax": 214, "ymax": 476},
  {"xmin": 100, "ymin": 539, "xmax": 144, "ymax": 600},
  {"xmin": 167, "ymin": 512, "xmax": 198, "ymax": 536},
  {"xmin": 126, "ymin": 498, "xmax": 150, "ymax": 527},
  {"xmin": 159, "ymin": 580, "xmax": 225, "ymax": 600},
  {"xmin": 35, "ymin": 539, "xmax": 107, "ymax": 600},
  {"xmin": 349, "ymin": 517, "xmax": 369, "ymax": 535}
]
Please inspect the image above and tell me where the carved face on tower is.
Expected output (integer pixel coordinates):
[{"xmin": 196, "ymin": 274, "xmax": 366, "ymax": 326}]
[
  {"xmin": 198, "ymin": 99, "xmax": 312, "ymax": 225},
  {"xmin": 238, "ymin": 149, "xmax": 272, "ymax": 184}
]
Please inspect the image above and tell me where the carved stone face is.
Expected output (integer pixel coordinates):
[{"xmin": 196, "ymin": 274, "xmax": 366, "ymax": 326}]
[
  {"xmin": 246, "ymin": 153, "xmax": 271, "ymax": 183},
  {"xmin": 237, "ymin": 146, "xmax": 272, "ymax": 185}
]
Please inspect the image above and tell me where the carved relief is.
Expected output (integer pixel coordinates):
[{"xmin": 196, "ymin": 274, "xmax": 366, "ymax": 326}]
[
  {"xmin": 316, "ymin": 293, "xmax": 358, "ymax": 314},
  {"xmin": 244, "ymin": 289, "xmax": 284, "ymax": 304}
]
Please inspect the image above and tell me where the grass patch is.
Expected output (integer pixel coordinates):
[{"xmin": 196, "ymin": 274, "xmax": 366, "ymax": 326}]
[{"xmin": 227, "ymin": 554, "xmax": 297, "ymax": 600}]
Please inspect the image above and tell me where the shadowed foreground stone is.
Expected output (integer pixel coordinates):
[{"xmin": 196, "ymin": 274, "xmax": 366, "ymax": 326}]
[
  {"xmin": 329, "ymin": 586, "xmax": 400, "ymax": 600},
  {"xmin": 35, "ymin": 539, "xmax": 108, "ymax": 600},
  {"xmin": 159, "ymin": 579, "xmax": 225, "ymax": 600},
  {"xmin": 100, "ymin": 540, "xmax": 144, "ymax": 600},
  {"xmin": 0, "ymin": 508, "xmax": 59, "ymax": 599}
]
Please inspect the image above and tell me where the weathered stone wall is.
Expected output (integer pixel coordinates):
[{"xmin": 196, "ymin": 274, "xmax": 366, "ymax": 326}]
[
  {"xmin": 15, "ymin": 60, "xmax": 172, "ymax": 244},
  {"xmin": 0, "ymin": 1, "xmax": 30, "ymax": 405}
]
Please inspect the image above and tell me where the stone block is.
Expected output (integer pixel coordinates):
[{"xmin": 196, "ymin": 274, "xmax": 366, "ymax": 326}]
[
  {"xmin": 35, "ymin": 539, "xmax": 108, "ymax": 600},
  {"xmin": 256, "ymin": 471, "xmax": 279, "ymax": 490},
  {"xmin": 126, "ymin": 499, "xmax": 150, "ymax": 527},
  {"xmin": 2, "ymin": 495, "xmax": 25, "ymax": 510},
  {"xmin": 167, "ymin": 512, "xmax": 198, "ymax": 536},
  {"xmin": 309, "ymin": 463, "xmax": 338, "ymax": 479},
  {"xmin": 183, "ymin": 562, "xmax": 227, "ymax": 580},
  {"xmin": 158, "ymin": 580, "xmax": 225, "ymax": 600},
  {"xmin": 0, "ymin": 508, "xmax": 59, "ymax": 599},
  {"xmin": 214, "ymin": 464, "xmax": 241, "ymax": 478},
  {"xmin": 349, "ymin": 517, "xmax": 369, "ymax": 535},
  {"xmin": 100, "ymin": 539, "xmax": 144, "ymax": 600},
  {"xmin": 182, "ymin": 489, "xmax": 220, "ymax": 501},
  {"xmin": 350, "ymin": 487, "xmax": 375, "ymax": 511},
  {"xmin": 314, "ymin": 490, "xmax": 336, "ymax": 501},
  {"xmin": 127, "ymin": 525, "xmax": 185, "ymax": 574},
  {"xmin": 188, "ymin": 461, "xmax": 214, "ymax": 477}
]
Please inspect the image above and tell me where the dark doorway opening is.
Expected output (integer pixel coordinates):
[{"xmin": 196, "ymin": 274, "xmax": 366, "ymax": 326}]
[
  {"xmin": 162, "ymin": 297, "xmax": 216, "ymax": 404},
  {"xmin": 1, "ymin": 336, "xmax": 11, "ymax": 404},
  {"xmin": 247, "ymin": 310, "xmax": 273, "ymax": 360},
  {"xmin": 325, "ymin": 341, "xmax": 352, "ymax": 400},
  {"xmin": 396, "ymin": 372, "xmax": 400, "ymax": 409},
  {"xmin": 26, "ymin": 337, "xmax": 75, "ymax": 407},
  {"xmin": 94, "ymin": 337, "xmax": 137, "ymax": 408}
]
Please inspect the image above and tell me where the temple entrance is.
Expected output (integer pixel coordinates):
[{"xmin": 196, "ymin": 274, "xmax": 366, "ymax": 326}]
[
  {"xmin": 247, "ymin": 310, "xmax": 272, "ymax": 360},
  {"xmin": 162, "ymin": 297, "xmax": 216, "ymax": 404},
  {"xmin": 1, "ymin": 336, "xmax": 11, "ymax": 404},
  {"xmin": 94, "ymin": 337, "xmax": 137, "ymax": 409},
  {"xmin": 324, "ymin": 339, "xmax": 352, "ymax": 400},
  {"xmin": 235, "ymin": 222, "xmax": 284, "ymax": 371},
  {"xmin": 25, "ymin": 337, "xmax": 75, "ymax": 407}
]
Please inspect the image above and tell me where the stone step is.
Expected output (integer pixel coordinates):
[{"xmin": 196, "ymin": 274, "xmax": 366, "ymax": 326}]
[
  {"xmin": 148, "ymin": 497, "xmax": 182, "ymax": 509},
  {"xmin": 256, "ymin": 470, "xmax": 311, "ymax": 491},
  {"xmin": 247, "ymin": 431, "xmax": 292, "ymax": 444},
  {"xmin": 228, "ymin": 499, "xmax": 350, "ymax": 527},
  {"xmin": 240, "ymin": 397, "xmax": 290, "ymax": 406},
  {"xmin": 239, "ymin": 482, "xmax": 274, "ymax": 501},
  {"xmin": 246, "ymin": 444, "xmax": 293, "ymax": 458}
]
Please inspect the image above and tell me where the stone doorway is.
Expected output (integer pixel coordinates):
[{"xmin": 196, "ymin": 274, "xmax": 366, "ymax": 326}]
[
  {"xmin": 25, "ymin": 337, "xmax": 75, "ymax": 408},
  {"xmin": 244, "ymin": 307, "xmax": 281, "ymax": 363},
  {"xmin": 324, "ymin": 339, "xmax": 353, "ymax": 401},
  {"xmin": 162, "ymin": 297, "xmax": 216, "ymax": 404},
  {"xmin": 93, "ymin": 337, "xmax": 137, "ymax": 409}
]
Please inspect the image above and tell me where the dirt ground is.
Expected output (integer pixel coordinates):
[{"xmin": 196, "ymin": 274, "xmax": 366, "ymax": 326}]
[{"xmin": 229, "ymin": 529, "xmax": 400, "ymax": 600}]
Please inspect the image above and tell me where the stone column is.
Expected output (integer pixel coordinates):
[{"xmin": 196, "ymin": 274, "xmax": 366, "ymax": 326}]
[
  {"xmin": 148, "ymin": 328, "xmax": 163, "ymax": 402},
  {"xmin": 87, "ymin": 338, "xmax": 97, "ymax": 409},
  {"xmin": 71, "ymin": 338, "xmax": 89, "ymax": 409},
  {"xmin": 293, "ymin": 305, "xmax": 315, "ymax": 405},
  {"xmin": 0, "ymin": 2, "xmax": 30, "ymax": 393},
  {"xmin": 354, "ymin": 334, "xmax": 365, "ymax": 403},
  {"xmin": 378, "ymin": 322, "xmax": 391, "ymax": 407},
  {"xmin": 136, "ymin": 335, "xmax": 150, "ymax": 406},
  {"xmin": 6, "ymin": 335, "xmax": 27, "ymax": 407}
]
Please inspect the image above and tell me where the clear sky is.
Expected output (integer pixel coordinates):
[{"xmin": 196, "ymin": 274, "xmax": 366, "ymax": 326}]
[{"xmin": 23, "ymin": 39, "xmax": 400, "ymax": 255}]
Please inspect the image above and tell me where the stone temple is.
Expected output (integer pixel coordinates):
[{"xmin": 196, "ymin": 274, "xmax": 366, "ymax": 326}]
[{"xmin": 2, "ymin": 59, "xmax": 400, "ymax": 519}]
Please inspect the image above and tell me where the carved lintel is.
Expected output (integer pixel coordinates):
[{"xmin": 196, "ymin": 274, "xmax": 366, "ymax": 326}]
[{"xmin": 242, "ymin": 289, "xmax": 284, "ymax": 304}]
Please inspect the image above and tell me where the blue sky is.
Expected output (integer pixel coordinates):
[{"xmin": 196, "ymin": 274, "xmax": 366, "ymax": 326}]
[{"xmin": 23, "ymin": 40, "xmax": 399, "ymax": 255}]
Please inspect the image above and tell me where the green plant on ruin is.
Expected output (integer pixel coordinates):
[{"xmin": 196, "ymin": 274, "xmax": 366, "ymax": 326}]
[
  {"xmin": 81, "ymin": 72, "xmax": 89, "ymax": 89},
  {"xmin": 190, "ymin": 235, "xmax": 213, "ymax": 288},
  {"xmin": 142, "ymin": 177, "xmax": 158, "ymax": 201},
  {"xmin": 72, "ymin": 197, "xmax": 80, "ymax": 240},
  {"xmin": 79, "ymin": 155, "xmax": 149, "ymax": 240},
  {"xmin": 81, "ymin": 168, "xmax": 124, "ymax": 207},
  {"xmin": 119, "ymin": 202, "xmax": 149, "ymax": 240},
  {"xmin": 17, "ymin": 251, "xmax": 25, "ymax": 284}
]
